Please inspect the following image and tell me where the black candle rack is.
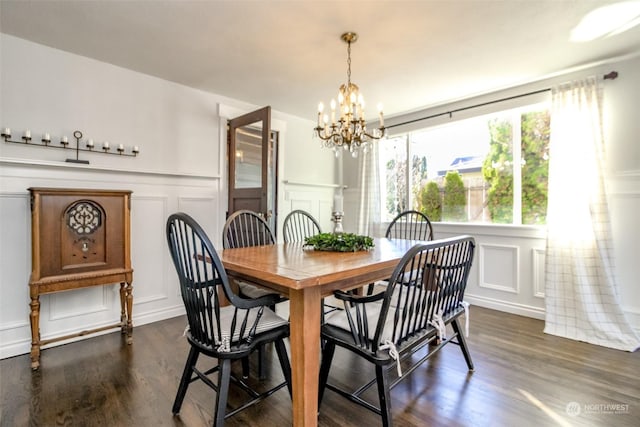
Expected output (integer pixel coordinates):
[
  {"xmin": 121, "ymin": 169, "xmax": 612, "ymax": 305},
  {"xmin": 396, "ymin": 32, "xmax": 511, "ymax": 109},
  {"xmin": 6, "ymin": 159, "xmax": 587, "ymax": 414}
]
[{"xmin": 1, "ymin": 128, "xmax": 139, "ymax": 165}]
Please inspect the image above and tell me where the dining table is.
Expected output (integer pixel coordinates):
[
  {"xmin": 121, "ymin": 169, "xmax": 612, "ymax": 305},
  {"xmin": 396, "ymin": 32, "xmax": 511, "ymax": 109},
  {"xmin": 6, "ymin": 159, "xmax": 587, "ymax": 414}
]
[{"xmin": 220, "ymin": 237, "xmax": 418, "ymax": 427}]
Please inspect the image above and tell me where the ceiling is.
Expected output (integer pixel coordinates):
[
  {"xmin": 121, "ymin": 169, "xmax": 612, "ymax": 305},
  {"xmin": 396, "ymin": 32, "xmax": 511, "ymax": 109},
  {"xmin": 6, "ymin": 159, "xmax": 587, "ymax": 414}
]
[{"xmin": 2, "ymin": 0, "xmax": 640, "ymax": 121}]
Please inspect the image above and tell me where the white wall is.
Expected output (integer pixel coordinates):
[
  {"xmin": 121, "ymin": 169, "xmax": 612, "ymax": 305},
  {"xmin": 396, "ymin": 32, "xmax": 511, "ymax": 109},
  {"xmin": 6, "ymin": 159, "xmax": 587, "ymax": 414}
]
[
  {"xmin": 0, "ymin": 34, "xmax": 336, "ymax": 359},
  {"xmin": 343, "ymin": 54, "xmax": 640, "ymax": 330}
]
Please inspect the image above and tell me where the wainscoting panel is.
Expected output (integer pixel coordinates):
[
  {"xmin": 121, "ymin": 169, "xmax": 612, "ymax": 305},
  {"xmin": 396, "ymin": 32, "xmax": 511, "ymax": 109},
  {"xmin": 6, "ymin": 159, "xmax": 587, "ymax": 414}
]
[
  {"xmin": 281, "ymin": 184, "xmax": 334, "ymax": 236},
  {"xmin": 49, "ymin": 287, "xmax": 110, "ymax": 321},
  {"xmin": 479, "ymin": 244, "xmax": 520, "ymax": 294},
  {"xmin": 0, "ymin": 193, "xmax": 32, "ymax": 354},
  {"xmin": 609, "ymin": 173, "xmax": 640, "ymax": 333},
  {"xmin": 291, "ymin": 200, "xmax": 313, "ymax": 212},
  {"xmin": 532, "ymin": 248, "xmax": 546, "ymax": 298},
  {"xmin": 131, "ymin": 196, "xmax": 170, "ymax": 305},
  {"xmin": 177, "ymin": 196, "xmax": 219, "ymax": 242},
  {"xmin": 434, "ymin": 225, "xmax": 545, "ymax": 319}
]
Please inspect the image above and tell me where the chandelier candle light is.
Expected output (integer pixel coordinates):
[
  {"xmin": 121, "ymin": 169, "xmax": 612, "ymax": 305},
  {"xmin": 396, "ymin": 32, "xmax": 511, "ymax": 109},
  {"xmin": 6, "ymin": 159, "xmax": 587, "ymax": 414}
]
[{"xmin": 314, "ymin": 32, "xmax": 385, "ymax": 157}]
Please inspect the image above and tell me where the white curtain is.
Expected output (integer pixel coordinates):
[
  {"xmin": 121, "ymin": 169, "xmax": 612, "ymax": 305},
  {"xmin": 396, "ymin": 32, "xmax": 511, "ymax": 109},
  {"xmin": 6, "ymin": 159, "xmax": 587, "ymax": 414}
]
[
  {"xmin": 355, "ymin": 144, "xmax": 382, "ymax": 236},
  {"xmin": 544, "ymin": 77, "xmax": 639, "ymax": 351}
]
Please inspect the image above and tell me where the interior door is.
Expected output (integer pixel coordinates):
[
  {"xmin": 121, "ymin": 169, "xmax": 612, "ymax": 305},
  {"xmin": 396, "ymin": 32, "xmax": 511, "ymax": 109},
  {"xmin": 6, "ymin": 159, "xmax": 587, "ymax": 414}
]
[{"xmin": 228, "ymin": 106, "xmax": 278, "ymax": 233}]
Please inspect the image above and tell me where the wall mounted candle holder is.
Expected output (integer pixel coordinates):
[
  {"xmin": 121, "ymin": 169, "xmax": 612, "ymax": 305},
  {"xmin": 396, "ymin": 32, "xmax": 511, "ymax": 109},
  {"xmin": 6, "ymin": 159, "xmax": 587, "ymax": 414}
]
[{"xmin": 1, "ymin": 127, "xmax": 140, "ymax": 165}]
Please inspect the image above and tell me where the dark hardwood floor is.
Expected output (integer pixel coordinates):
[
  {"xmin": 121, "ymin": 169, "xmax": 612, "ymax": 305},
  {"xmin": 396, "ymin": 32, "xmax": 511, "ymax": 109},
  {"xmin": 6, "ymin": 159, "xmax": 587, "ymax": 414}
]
[{"xmin": 1, "ymin": 306, "xmax": 638, "ymax": 426}]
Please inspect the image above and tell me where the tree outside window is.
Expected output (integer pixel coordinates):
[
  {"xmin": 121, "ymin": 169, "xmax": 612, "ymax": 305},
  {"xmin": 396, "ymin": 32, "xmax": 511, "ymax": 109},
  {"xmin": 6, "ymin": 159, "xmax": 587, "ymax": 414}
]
[{"xmin": 379, "ymin": 103, "xmax": 549, "ymax": 225}]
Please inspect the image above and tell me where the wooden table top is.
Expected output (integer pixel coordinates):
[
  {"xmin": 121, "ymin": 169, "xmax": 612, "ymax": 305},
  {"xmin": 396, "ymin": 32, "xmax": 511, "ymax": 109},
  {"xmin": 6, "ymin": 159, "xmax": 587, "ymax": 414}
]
[{"xmin": 220, "ymin": 237, "xmax": 419, "ymax": 294}]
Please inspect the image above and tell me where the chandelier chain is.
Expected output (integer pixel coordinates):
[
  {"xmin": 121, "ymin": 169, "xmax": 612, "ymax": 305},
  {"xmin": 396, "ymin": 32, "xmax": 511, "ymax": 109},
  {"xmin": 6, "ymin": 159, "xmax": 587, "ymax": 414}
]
[{"xmin": 346, "ymin": 39, "xmax": 351, "ymax": 87}]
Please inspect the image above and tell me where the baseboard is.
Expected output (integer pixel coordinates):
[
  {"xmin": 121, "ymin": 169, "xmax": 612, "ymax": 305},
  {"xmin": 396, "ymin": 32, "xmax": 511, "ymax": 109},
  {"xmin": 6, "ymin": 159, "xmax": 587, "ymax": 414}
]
[
  {"xmin": 466, "ymin": 295, "xmax": 640, "ymax": 337},
  {"xmin": 0, "ymin": 305, "xmax": 186, "ymax": 360},
  {"xmin": 132, "ymin": 305, "xmax": 186, "ymax": 327},
  {"xmin": 464, "ymin": 294, "xmax": 545, "ymax": 320}
]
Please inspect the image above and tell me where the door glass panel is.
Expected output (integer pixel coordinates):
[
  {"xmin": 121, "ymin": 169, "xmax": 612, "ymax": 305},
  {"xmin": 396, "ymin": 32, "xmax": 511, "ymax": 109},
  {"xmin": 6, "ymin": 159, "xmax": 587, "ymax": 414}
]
[
  {"xmin": 266, "ymin": 131, "xmax": 278, "ymax": 227},
  {"xmin": 234, "ymin": 121, "xmax": 263, "ymax": 189}
]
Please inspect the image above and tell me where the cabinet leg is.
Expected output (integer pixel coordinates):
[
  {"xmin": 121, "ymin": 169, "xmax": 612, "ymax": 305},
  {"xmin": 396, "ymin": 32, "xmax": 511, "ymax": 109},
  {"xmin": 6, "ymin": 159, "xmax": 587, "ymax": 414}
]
[
  {"xmin": 120, "ymin": 282, "xmax": 133, "ymax": 344},
  {"xmin": 29, "ymin": 293, "xmax": 41, "ymax": 370},
  {"xmin": 119, "ymin": 282, "xmax": 127, "ymax": 332}
]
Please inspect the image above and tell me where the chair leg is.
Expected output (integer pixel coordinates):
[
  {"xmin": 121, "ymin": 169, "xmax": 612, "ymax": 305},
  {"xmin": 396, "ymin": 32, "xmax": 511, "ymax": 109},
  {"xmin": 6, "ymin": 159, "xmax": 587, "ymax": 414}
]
[
  {"xmin": 274, "ymin": 338, "xmax": 292, "ymax": 397},
  {"xmin": 366, "ymin": 282, "xmax": 375, "ymax": 295},
  {"xmin": 375, "ymin": 365, "xmax": 392, "ymax": 427},
  {"xmin": 172, "ymin": 346, "xmax": 200, "ymax": 414},
  {"xmin": 214, "ymin": 358, "xmax": 232, "ymax": 427},
  {"xmin": 258, "ymin": 344, "xmax": 266, "ymax": 380},
  {"xmin": 451, "ymin": 318, "xmax": 474, "ymax": 370},
  {"xmin": 318, "ymin": 340, "xmax": 336, "ymax": 407},
  {"xmin": 241, "ymin": 357, "xmax": 250, "ymax": 379}
]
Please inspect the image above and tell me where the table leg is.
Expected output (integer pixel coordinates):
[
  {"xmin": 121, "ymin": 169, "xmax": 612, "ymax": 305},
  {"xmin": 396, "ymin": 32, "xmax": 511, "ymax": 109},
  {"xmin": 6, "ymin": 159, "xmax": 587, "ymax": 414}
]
[{"xmin": 289, "ymin": 286, "xmax": 321, "ymax": 427}]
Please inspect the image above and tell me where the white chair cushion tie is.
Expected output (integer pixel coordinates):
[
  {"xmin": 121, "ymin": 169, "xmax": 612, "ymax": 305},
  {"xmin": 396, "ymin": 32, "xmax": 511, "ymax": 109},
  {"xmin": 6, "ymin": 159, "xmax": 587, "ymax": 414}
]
[
  {"xmin": 428, "ymin": 310, "xmax": 446, "ymax": 341},
  {"xmin": 379, "ymin": 339, "xmax": 402, "ymax": 376},
  {"xmin": 461, "ymin": 301, "xmax": 470, "ymax": 337}
]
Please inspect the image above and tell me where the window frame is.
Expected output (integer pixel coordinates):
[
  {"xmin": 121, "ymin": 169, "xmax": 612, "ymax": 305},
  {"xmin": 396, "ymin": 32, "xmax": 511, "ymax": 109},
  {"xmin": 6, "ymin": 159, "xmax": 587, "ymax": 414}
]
[{"xmin": 378, "ymin": 101, "xmax": 550, "ymax": 226}]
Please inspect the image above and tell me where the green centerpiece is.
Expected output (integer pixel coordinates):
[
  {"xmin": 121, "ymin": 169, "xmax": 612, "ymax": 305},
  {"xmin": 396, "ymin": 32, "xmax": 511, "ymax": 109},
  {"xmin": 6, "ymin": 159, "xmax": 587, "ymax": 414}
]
[{"xmin": 304, "ymin": 232, "xmax": 374, "ymax": 252}]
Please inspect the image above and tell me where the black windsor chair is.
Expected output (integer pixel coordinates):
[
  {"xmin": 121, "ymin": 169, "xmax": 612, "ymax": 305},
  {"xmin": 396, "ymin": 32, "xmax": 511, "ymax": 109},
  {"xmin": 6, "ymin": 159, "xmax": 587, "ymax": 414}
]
[
  {"xmin": 319, "ymin": 235, "xmax": 475, "ymax": 427},
  {"xmin": 166, "ymin": 212, "xmax": 291, "ymax": 427},
  {"xmin": 222, "ymin": 209, "xmax": 287, "ymax": 378}
]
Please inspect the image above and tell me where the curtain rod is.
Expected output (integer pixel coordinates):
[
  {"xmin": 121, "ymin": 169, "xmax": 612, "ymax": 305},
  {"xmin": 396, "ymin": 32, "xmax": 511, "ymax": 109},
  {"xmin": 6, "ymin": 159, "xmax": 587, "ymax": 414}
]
[{"xmin": 386, "ymin": 70, "xmax": 619, "ymax": 130}]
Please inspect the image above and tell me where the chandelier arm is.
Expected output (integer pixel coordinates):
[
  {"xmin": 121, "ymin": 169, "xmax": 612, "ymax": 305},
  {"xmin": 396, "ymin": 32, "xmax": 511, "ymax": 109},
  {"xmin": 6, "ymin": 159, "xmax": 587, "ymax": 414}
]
[
  {"xmin": 360, "ymin": 130, "xmax": 386, "ymax": 141},
  {"xmin": 314, "ymin": 132, "xmax": 336, "ymax": 142}
]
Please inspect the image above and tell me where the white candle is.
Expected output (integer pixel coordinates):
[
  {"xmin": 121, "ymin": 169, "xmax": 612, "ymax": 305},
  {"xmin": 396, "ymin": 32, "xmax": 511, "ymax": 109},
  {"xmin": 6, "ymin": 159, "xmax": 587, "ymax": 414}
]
[
  {"xmin": 87, "ymin": 139, "xmax": 94, "ymax": 148},
  {"xmin": 61, "ymin": 135, "xmax": 68, "ymax": 143},
  {"xmin": 103, "ymin": 141, "xmax": 110, "ymax": 149},
  {"xmin": 24, "ymin": 129, "xmax": 31, "ymax": 138},
  {"xmin": 317, "ymin": 102, "xmax": 324, "ymax": 127},
  {"xmin": 118, "ymin": 143, "xmax": 124, "ymax": 150},
  {"xmin": 333, "ymin": 194, "xmax": 343, "ymax": 212},
  {"xmin": 377, "ymin": 103, "xmax": 384, "ymax": 127},
  {"xmin": 3, "ymin": 128, "xmax": 10, "ymax": 136},
  {"xmin": 133, "ymin": 146, "xmax": 139, "ymax": 153},
  {"xmin": 43, "ymin": 133, "xmax": 50, "ymax": 141}
]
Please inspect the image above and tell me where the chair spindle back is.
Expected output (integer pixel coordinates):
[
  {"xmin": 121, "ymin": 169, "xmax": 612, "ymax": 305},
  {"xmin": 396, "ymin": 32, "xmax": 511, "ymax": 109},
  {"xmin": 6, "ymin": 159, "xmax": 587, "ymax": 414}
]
[
  {"xmin": 282, "ymin": 209, "xmax": 322, "ymax": 243},
  {"xmin": 223, "ymin": 210, "xmax": 275, "ymax": 249},
  {"xmin": 385, "ymin": 210, "xmax": 434, "ymax": 241}
]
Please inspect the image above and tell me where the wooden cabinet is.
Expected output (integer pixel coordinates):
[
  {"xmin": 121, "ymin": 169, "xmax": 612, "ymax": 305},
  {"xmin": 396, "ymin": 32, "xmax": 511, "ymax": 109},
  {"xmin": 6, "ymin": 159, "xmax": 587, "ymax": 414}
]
[{"xmin": 28, "ymin": 188, "xmax": 133, "ymax": 369}]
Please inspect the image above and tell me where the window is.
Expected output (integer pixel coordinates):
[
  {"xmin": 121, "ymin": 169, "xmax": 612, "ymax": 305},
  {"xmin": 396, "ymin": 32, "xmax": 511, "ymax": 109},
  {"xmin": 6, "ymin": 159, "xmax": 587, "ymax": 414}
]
[{"xmin": 379, "ymin": 103, "xmax": 550, "ymax": 225}]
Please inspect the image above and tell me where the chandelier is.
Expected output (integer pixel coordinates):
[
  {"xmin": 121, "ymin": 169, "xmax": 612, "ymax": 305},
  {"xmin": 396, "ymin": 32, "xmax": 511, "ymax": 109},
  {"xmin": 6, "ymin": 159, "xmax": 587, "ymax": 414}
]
[{"xmin": 314, "ymin": 32, "xmax": 385, "ymax": 157}]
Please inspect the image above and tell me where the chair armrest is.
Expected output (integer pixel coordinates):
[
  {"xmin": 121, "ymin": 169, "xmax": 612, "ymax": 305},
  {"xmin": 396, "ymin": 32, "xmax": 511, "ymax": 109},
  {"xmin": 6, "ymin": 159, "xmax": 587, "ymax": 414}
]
[
  {"xmin": 334, "ymin": 289, "xmax": 386, "ymax": 304},
  {"xmin": 232, "ymin": 292, "xmax": 283, "ymax": 310}
]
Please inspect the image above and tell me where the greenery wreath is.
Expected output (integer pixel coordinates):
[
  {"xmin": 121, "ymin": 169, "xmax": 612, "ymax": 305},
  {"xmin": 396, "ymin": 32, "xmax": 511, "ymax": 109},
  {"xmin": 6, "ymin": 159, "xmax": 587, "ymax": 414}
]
[{"xmin": 304, "ymin": 232, "xmax": 374, "ymax": 252}]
